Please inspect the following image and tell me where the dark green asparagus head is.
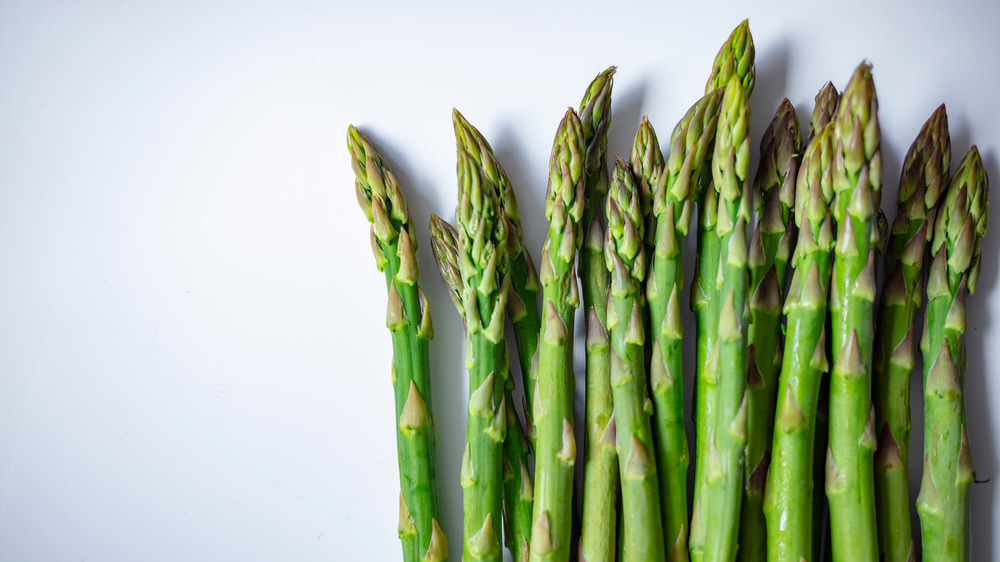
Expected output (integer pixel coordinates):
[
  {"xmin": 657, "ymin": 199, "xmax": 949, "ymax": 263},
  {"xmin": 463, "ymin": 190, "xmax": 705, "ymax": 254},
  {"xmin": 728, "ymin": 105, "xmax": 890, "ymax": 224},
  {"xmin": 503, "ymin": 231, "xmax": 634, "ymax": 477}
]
[
  {"xmin": 795, "ymin": 123, "xmax": 837, "ymax": 230},
  {"xmin": 630, "ymin": 115, "xmax": 664, "ymax": 213},
  {"xmin": 706, "ymin": 19, "xmax": 755, "ymax": 95},
  {"xmin": 660, "ymin": 88, "xmax": 724, "ymax": 234},
  {"xmin": 545, "ymin": 108, "xmax": 587, "ymax": 253},
  {"xmin": 712, "ymin": 74, "xmax": 752, "ymax": 225},
  {"xmin": 578, "ymin": 66, "xmax": 616, "ymax": 229},
  {"xmin": 832, "ymin": 63, "xmax": 881, "ymax": 226},
  {"xmin": 754, "ymin": 98, "xmax": 801, "ymax": 219},
  {"xmin": 605, "ymin": 156, "xmax": 647, "ymax": 282},
  {"xmin": 429, "ymin": 214, "xmax": 464, "ymax": 317},
  {"xmin": 809, "ymin": 82, "xmax": 840, "ymax": 141},
  {"xmin": 886, "ymin": 104, "xmax": 951, "ymax": 272},
  {"xmin": 932, "ymin": 146, "xmax": 989, "ymax": 293}
]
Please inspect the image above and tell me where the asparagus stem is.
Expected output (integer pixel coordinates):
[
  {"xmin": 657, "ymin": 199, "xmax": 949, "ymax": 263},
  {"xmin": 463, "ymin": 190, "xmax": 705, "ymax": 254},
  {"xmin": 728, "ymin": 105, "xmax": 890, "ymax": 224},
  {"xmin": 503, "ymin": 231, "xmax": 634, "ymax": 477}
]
[
  {"xmin": 348, "ymin": 126, "xmax": 447, "ymax": 562},
  {"xmin": 917, "ymin": 147, "xmax": 988, "ymax": 562},
  {"xmin": 578, "ymin": 67, "xmax": 618, "ymax": 562},
  {"xmin": 528, "ymin": 108, "xmax": 586, "ymax": 562},
  {"xmin": 873, "ymin": 105, "xmax": 951, "ymax": 562},
  {"xmin": 764, "ymin": 121, "xmax": 837, "ymax": 562},
  {"xmin": 739, "ymin": 98, "xmax": 800, "ymax": 562},
  {"xmin": 826, "ymin": 63, "xmax": 882, "ymax": 562}
]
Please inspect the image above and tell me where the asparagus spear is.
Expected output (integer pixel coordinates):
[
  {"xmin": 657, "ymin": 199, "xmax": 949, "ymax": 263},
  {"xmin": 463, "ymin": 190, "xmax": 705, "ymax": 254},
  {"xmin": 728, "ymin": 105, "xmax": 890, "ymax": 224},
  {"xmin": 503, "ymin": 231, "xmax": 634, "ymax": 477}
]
[
  {"xmin": 348, "ymin": 126, "xmax": 448, "ymax": 562},
  {"xmin": 602, "ymin": 156, "xmax": 665, "ymax": 561},
  {"xmin": 739, "ymin": 98, "xmax": 800, "ymax": 562},
  {"xmin": 578, "ymin": 67, "xmax": 619, "ymax": 562},
  {"xmin": 764, "ymin": 121, "xmax": 836, "ymax": 562},
  {"xmin": 690, "ymin": 23, "xmax": 755, "ymax": 560},
  {"xmin": 873, "ymin": 105, "xmax": 951, "ymax": 562},
  {"xmin": 826, "ymin": 63, "xmax": 881, "ymax": 562},
  {"xmin": 700, "ymin": 74, "xmax": 752, "ymax": 562},
  {"xmin": 917, "ymin": 146, "xmax": 988, "ymax": 562},
  {"xmin": 529, "ymin": 108, "xmax": 585, "ymax": 562}
]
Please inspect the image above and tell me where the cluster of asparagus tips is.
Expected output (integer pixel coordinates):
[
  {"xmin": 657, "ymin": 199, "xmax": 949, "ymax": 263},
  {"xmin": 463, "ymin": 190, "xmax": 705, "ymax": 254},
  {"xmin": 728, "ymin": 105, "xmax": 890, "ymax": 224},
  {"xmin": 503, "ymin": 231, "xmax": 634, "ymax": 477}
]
[
  {"xmin": 916, "ymin": 146, "xmax": 988, "ymax": 561},
  {"xmin": 764, "ymin": 114, "xmax": 836, "ymax": 562},
  {"xmin": 825, "ymin": 62, "xmax": 882, "ymax": 562},
  {"xmin": 529, "ymin": 108, "xmax": 585, "ymax": 562},
  {"xmin": 739, "ymin": 98, "xmax": 800, "ymax": 561},
  {"xmin": 348, "ymin": 126, "xmax": 447, "ymax": 562},
  {"xmin": 873, "ymin": 104, "xmax": 951, "ymax": 562}
]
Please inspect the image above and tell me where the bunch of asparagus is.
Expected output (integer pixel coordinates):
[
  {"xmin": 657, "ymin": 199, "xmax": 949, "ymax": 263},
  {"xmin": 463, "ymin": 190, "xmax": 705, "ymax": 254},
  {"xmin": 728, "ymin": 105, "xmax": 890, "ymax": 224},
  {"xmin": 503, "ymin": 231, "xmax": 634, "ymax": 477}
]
[{"xmin": 349, "ymin": 19, "xmax": 989, "ymax": 562}]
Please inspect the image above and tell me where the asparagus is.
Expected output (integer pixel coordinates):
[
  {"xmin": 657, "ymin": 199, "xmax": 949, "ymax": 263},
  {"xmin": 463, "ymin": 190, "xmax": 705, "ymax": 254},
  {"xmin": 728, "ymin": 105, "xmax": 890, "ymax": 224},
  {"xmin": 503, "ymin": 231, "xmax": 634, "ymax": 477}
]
[
  {"xmin": 873, "ymin": 105, "xmax": 951, "ymax": 562},
  {"xmin": 917, "ymin": 146, "xmax": 988, "ymax": 561},
  {"xmin": 690, "ymin": 23, "xmax": 755, "ymax": 559},
  {"xmin": 529, "ymin": 108, "xmax": 585, "ymax": 562},
  {"xmin": 578, "ymin": 67, "xmax": 618, "ymax": 562},
  {"xmin": 764, "ymin": 121, "xmax": 836, "ymax": 562},
  {"xmin": 698, "ymin": 74, "xmax": 752, "ymax": 562},
  {"xmin": 348, "ymin": 126, "xmax": 448, "ymax": 562},
  {"xmin": 826, "ymin": 63, "xmax": 881, "ymax": 562},
  {"xmin": 602, "ymin": 156, "xmax": 665, "ymax": 561},
  {"xmin": 739, "ymin": 98, "xmax": 800, "ymax": 562},
  {"xmin": 635, "ymin": 89, "xmax": 722, "ymax": 561}
]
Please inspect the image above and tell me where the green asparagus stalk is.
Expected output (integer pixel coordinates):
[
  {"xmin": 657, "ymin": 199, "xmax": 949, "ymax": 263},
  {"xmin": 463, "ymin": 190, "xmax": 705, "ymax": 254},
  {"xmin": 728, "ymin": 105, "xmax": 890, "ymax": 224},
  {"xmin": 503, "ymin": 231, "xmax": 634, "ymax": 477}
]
[
  {"xmin": 873, "ymin": 105, "xmax": 951, "ymax": 562},
  {"xmin": 603, "ymin": 156, "xmax": 664, "ymax": 561},
  {"xmin": 826, "ymin": 63, "xmax": 881, "ymax": 562},
  {"xmin": 690, "ymin": 23, "xmax": 755, "ymax": 559},
  {"xmin": 635, "ymin": 89, "xmax": 723, "ymax": 561},
  {"xmin": 529, "ymin": 108, "xmax": 586, "ymax": 562},
  {"xmin": 348, "ymin": 126, "xmax": 448, "ymax": 562},
  {"xmin": 739, "ymin": 98, "xmax": 800, "ymax": 562},
  {"xmin": 764, "ymin": 121, "xmax": 836, "ymax": 562},
  {"xmin": 429, "ymin": 212, "xmax": 534, "ymax": 562},
  {"xmin": 916, "ymin": 146, "xmax": 988, "ymax": 562},
  {"xmin": 578, "ymin": 67, "xmax": 618, "ymax": 562}
]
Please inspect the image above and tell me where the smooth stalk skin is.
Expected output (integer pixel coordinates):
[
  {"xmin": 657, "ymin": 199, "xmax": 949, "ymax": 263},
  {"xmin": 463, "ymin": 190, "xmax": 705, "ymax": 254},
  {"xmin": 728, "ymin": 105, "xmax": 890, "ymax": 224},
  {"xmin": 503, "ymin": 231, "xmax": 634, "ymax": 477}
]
[
  {"xmin": 579, "ymin": 214, "xmax": 618, "ymax": 562},
  {"xmin": 873, "ymin": 105, "xmax": 951, "ymax": 562},
  {"xmin": 348, "ymin": 126, "xmax": 448, "ymax": 562},
  {"xmin": 917, "ymin": 147, "xmax": 988, "ymax": 562},
  {"xmin": 429, "ymin": 214, "xmax": 534, "ymax": 562},
  {"xmin": 577, "ymin": 67, "xmax": 618, "ymax": 562},
  {"xmin": 764, "ymin": 122, "xmax": 836, "ymax": 562},
  {"xmin": 825, "ymin": 63, "xmax": 882, "ymax": 562},
  {"xmin": 453, "ymin": 110, "xmax": 542, "ymax": 437},
  {"xmin": 700, "ymin": 75, "xmax": 752, "ymax": 562},
  {"xmin": 529, "ymin": 108, "xmax": 585, "ymax": 562},
  {"xmin": 604, "ymin": 158, "xmax": 665, "ymax": 561},
  {"xmin": 739, "ymin": 98, "xmax": 800, "ymax": 562},
  {"xmin": 691, "ymin": 27, "xmax": 755, "ymax": 562},
  {"xmin": 636, "ymin": 90, "xmax": 722, "ymax": 562}
]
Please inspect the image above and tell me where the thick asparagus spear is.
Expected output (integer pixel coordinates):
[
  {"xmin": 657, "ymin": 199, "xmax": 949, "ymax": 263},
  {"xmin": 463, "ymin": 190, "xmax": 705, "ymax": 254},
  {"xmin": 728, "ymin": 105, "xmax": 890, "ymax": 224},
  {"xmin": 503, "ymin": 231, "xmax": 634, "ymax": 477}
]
[
  {"xmin": 917, "ymin": 146, "xmax": 988, "ymax": 562},
  {"xmin": 700, "ymin": 74, "xmax": 752, "ymax": 562},
  {"xmin": 873, "ymin": 105, "xmax": 951, "ymax": 562},
  {"xmin": 635, "ymin": 89, "xmax": 722, "ymax": 562},
  {"xmin": 764, "ymin": 121, "xmax": 836, "ymax": 562},
  {"xmin": 739, "ymin": 98, "xmax": 800, "ymax": 562},
  {"xmin": 690, "ymin": 23, "xmax": 755, "ymax": 560},
  {"xmin": 348, "ymin": 126, "xmax": 448, "ymax": 562},
  {"xmin": 603, "ymin": 156, "xmax": 665, "ymax": 561},
  {"xmin": 529, "ymin": 108, "xmax": 585, "ymax": 562},
  {"xmin": 826, "ymin": 63, "xmax": 881, "ymax": 562},
  {"xmin": 578, "ymin": 67, "xmax": 618, "ymax": 562}
]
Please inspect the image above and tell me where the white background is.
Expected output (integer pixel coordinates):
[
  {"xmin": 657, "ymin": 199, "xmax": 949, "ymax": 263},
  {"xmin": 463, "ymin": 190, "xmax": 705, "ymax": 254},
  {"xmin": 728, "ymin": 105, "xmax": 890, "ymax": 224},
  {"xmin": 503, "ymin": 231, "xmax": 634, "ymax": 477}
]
[{"xmin": 1, "ymin": 1, "xmax": 998, "ymax": 560}]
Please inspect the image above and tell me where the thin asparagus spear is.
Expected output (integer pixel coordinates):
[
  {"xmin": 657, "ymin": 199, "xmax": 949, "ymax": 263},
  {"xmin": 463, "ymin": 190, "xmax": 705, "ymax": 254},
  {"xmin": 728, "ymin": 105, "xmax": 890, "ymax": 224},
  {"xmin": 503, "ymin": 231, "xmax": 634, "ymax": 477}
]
[
  {"xmin": 764, "ymin": 122, "xmax": 836, "ymax": 562},
  {"xmin": 873, "ymin": 105, "xmax": 951, "ymax": 562},
  {"xmin": 604, "ymin": 157, "xmax": 664, "ymax": 561},
  {"xmin": 578, "ymin": 67, "xmax": 618, "ymax": 562},
  {"xmin": 739, "ymin": 98, "xmax": 800, "ymax": 562},
  {"xmin": 690, "ymin": 23, "xmax": 755, "ymax": 560},
  {"xmin": 917, "ymin": 146, "xmax": 988, "ymax": 562},
  {"xmin": 701, "ymin": 74, "xmax": 752, "ymax": 562},
  {"xmin": 348, "ymin": 126, "xmax": 448, "ymax": 562},
  {"xmin": 529, "ymin": 108, "xmax": 586, "ymax": 562},
  {"xmin": 826, "ymin": 63, "xmax": 881, "ymax": 562}
]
